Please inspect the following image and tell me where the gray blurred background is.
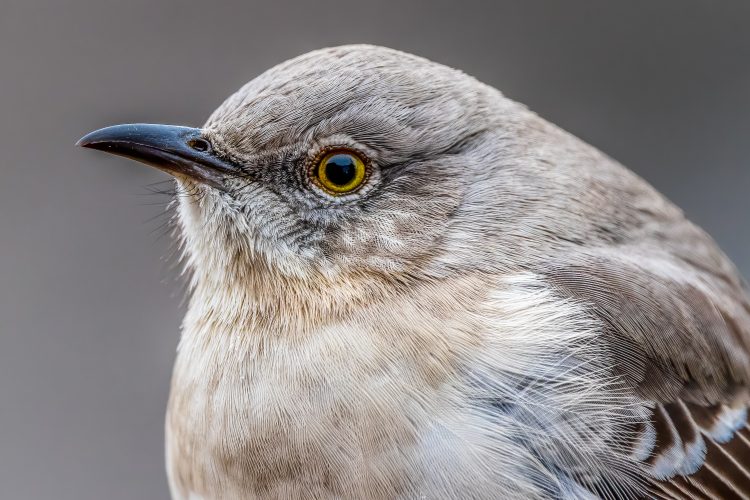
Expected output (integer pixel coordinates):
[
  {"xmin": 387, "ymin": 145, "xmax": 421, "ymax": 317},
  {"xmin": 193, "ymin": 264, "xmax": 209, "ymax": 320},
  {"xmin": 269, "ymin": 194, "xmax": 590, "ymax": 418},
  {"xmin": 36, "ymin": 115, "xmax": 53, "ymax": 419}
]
[{"xmin": 1, "ymin": 0, "xmax": 748, "ymax": 498}]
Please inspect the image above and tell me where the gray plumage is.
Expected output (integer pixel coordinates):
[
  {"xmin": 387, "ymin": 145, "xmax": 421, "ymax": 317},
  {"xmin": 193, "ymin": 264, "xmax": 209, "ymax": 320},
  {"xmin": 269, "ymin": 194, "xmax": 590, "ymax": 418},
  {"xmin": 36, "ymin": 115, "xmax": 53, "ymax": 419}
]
[{"xmin": 79, "ymin": 45, "xmax": 750, "ymax": 499}]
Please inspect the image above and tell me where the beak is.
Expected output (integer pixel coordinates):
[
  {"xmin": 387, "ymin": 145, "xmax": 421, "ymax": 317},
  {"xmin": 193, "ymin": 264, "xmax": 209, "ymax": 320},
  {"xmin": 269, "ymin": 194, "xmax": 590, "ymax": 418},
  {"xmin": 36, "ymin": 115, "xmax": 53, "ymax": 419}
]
[{"xmin": 76, "ymin": 124, "xmax": 240, "ymax": 190}]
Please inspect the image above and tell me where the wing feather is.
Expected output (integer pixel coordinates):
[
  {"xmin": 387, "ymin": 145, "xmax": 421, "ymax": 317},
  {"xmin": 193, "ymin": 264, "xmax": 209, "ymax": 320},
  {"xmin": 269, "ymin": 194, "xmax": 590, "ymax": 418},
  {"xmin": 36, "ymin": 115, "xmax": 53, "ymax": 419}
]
[{"xmin": 543, "ymin": 244, "xmax": 750, "ymax": 498}]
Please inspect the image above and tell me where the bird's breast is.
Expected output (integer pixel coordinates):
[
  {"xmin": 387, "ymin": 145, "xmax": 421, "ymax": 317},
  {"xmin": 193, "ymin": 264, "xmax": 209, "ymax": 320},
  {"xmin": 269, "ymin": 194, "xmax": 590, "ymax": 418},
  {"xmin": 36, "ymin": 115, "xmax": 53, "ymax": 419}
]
[
  {"xmin": 165, "ymin": 318, "xmax": 444, "ymax": 500},
  {"xmin": 163, "ymin": 273, "xmax": 619, "ymax": 500}
]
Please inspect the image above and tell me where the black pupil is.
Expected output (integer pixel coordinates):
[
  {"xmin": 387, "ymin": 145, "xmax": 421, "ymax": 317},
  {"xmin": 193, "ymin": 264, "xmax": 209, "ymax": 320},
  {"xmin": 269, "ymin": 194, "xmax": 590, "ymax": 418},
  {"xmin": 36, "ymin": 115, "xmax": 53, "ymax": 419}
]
[{"xmin": 324, "ymin": 154, "xmax": 357, "ymax": 186}]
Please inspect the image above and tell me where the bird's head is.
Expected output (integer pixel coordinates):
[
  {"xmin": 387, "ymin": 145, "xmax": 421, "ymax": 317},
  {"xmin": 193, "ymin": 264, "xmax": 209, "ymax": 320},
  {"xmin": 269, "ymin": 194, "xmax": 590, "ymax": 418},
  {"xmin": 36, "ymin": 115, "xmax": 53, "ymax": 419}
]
[{"xmin": 78, "ymin": 45, "xmax": 555, "ymax": 322}]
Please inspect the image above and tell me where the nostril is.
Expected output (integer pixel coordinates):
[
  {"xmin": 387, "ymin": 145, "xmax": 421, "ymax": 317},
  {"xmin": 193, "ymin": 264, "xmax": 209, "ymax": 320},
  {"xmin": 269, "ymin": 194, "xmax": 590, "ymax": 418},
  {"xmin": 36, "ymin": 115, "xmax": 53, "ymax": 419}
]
[{"xmin": 188, "ymin": 138, "xmax": 211, "ymax": 153}]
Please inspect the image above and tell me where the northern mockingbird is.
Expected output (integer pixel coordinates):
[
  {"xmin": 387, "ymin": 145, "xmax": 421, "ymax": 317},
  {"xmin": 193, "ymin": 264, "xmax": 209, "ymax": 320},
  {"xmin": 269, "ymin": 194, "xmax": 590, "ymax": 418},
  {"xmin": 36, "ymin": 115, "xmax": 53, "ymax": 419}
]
[{"xmin": 78, "ymin": 45, "xmax": 750, "ymax": 499}]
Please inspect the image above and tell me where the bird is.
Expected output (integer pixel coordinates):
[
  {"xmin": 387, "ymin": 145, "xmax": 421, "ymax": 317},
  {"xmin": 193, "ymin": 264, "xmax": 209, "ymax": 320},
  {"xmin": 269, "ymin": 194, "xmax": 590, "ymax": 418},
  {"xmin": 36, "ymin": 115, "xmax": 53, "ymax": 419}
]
[{"xmin": 77, "ymin": 45, "xmax": 750, "ymax": 499}]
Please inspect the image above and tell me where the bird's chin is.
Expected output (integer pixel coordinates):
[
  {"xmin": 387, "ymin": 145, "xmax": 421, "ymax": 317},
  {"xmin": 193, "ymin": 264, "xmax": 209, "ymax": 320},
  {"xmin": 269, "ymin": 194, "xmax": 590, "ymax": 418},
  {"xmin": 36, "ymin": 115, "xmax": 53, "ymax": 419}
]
[
  {"xmin": 175, "ymin": 176, "xmax": 238, "ymax": 210},
  {"xmin": 175, "ymin": 176, "xmax": 208, "ymax": 195}
]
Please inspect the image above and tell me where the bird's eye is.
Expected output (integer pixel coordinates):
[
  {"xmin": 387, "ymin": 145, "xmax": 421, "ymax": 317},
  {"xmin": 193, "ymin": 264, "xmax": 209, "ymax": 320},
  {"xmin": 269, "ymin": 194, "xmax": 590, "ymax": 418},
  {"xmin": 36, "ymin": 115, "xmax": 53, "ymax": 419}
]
[{"xmin": 313, "ymin": 149, "xmax": 367, "ymax": 195}]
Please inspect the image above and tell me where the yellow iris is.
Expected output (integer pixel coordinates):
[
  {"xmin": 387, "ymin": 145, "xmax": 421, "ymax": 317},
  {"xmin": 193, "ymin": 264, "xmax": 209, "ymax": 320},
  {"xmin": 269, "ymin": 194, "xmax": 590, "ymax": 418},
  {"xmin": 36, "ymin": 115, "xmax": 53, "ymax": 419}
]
[{"xmin": 315, "ymin": 149, "xmax": 367, "ymax": 194}]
